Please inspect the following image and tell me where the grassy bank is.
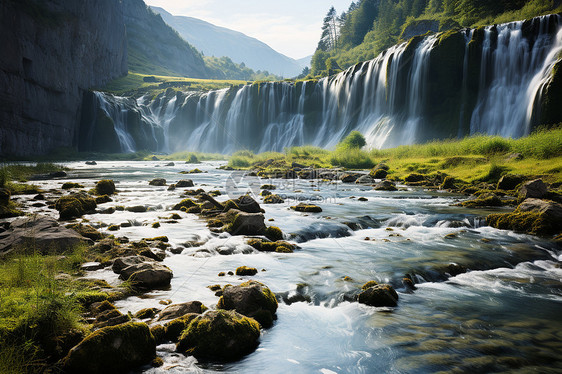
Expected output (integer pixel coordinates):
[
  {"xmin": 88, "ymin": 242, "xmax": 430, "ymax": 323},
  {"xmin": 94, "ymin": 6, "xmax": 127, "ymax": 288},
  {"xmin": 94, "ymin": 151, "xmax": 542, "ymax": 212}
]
[
  {"xmin": 228, "ymin": 127, "xmax": 562, "ymax": 184},
  {"xmin": 98, "ymin": 72, "xmax": 248, "ymax": 97}
]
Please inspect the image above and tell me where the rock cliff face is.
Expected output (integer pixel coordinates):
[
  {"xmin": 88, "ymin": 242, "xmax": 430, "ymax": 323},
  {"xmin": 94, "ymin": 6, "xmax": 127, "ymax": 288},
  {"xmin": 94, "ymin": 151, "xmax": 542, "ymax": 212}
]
[
  {"xmin": 0, "ymin": 0, "xmax": 127, "ymax": 157},
  {"xmin": 123, "ymin": 0, "xmax": 208, "ymax": 78}
]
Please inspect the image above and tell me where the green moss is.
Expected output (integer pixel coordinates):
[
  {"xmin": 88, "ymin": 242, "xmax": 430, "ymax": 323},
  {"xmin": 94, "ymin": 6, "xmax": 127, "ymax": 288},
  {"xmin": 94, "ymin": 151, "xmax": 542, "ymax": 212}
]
[
  {"xmin": 152, "ymin": 222, "xmax": 161, "ymax": 229},
  {"xmin": 263, "ymin": 194, "xmax": 284, "ymax": 204},
  {"xmin": 223, "ymin": 200, "xmax": 239, "ymax": 212},
  {"xmin": 459, "ymin": 192, "xmax": 503, "ymax": 207},
  {"xmin": 107, "ymin": 225, "xmax": 120, "ymax": 231},
  {"xmin": 361, "ymin": 280, "xmax": 378, "ymax": 290},
  {"xmin": 173, "ymin": 198, "xmax": 197, "ymax": 210},
  {"xmin": 61, "ymin": 322, "xmax": 156, "ymax": 374},
  {"xmin": 75, "ymin": 291, "xmax": 110, "ymax": 307},
  {"xmin": 290, "ymin": 203, "xmax": 322, "ymax": 213},
  {"xmin": 235, "ymin": 266, "xmax": 258, "ymax": 276},
  {"xmin": 163, "ymin": 314, "xmax": 199, "ymax": 342},
  {"xmin": 95, "ymin": 194, "xmax": 112, "ymax": 204},
  {"xmin": 144, "ymin": 236, "xmax": 168, "ymax": 243},
  {"xmin": 265, "ymin": 226, "xmax": 283, "ymax": 241},
  {"xmin": 55, "ymin": 194, "xmax": 97, "ymax": 220},
  {"xmin": 176, "ymin": 310, "xmax": 260, "ymax": 360},
  {"xmin": 487, "ymin": 211, "xmax": 559, "ymax": 236}
]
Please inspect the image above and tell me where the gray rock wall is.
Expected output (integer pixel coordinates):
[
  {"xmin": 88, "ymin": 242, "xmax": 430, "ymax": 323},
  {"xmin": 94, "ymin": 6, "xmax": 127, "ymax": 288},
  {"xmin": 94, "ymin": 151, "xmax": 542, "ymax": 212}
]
[{"xmin": 0, "ymin": 0, "xmax": 127, "ymax": 157}]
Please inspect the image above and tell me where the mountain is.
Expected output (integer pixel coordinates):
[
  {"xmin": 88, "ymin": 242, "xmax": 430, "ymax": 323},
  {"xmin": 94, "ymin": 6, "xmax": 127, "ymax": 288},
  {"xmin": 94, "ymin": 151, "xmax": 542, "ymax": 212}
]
[
  {"xmin": 150, "ymin": 6, "xmax": 304, "ymax": 78},
  {"xmin": 297, "ymin": 55, "xmax": 313, "ymax": 69},
  {"xmin": 124, "ymin": 0, "xmax": 208, "ymax": 78}
]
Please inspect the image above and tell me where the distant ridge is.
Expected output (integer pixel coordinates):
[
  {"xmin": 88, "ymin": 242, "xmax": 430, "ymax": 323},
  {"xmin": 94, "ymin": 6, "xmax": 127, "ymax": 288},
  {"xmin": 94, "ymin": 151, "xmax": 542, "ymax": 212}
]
[{"xmin": 150, "ymin": 6, "xmax": 304, "ymax": 77}]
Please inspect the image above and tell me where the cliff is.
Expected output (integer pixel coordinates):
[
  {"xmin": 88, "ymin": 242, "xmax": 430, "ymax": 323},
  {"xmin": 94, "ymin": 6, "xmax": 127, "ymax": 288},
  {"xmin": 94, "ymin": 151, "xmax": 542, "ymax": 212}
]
[
  {"xmin": 0, "ymin": 0, "xmax": 127, "ymax": 157},
  {"xmin": 123, "ymin": 0, "xmax": 208, "ymax": 78}
]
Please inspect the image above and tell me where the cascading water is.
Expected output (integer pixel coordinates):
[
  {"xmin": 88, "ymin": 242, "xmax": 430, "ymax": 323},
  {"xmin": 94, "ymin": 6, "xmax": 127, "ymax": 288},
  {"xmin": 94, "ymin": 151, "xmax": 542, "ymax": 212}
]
[{"xmin": 82, "ymin": 15, "xmax": 562, "ymax": 154}]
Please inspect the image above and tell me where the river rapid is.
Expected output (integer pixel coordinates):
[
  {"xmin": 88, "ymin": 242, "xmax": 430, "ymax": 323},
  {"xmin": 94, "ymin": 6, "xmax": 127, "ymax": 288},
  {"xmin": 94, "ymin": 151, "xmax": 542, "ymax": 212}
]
[{"xmin": 25, "ymin": 161, "xmax": 562, "ymax": 373}]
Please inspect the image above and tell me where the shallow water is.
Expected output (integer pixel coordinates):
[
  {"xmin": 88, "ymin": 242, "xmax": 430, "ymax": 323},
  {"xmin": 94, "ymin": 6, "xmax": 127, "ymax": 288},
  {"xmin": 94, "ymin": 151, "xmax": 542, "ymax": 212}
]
[{"xmin": 25, "ymin": 161, "xmax": 562, "ymax": 373}]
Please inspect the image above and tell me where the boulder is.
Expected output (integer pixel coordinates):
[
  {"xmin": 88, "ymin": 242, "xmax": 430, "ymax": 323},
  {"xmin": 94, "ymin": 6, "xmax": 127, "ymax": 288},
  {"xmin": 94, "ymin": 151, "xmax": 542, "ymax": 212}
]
[
  {"xmin": 175, "ymin": 179, "xmax": 194, "ymax": 188},
  {"xmin": 112, "ymin": 256, "xmax": 152, "ymax": 274},
  {"xmin": 149, "ymin": 178, "xmax": 166, "ymax": 186},
  {"xmin": 263, "ymin": 194, "xmax": 284, "ymax": 204},
  {"xmin": 339, "ymin": 173, "xmax": 358, "ymax": 183},
  {"xmin": 176, "ymin": 310, "xmax": 260, "ymax": 361},
  {"xmin": 61, "ymin": 322, "xmax": 155, "ymax": 374},
  {"xmin": 126, "ymin": 205, "xmax": 148, "ymax": 213},
  {"xmin": 0, "ymin": 215, "xmax": 89, "ymax": 255},
  {"xmin": 488, "ymin": 198, "xmax": 562, "ymax": 236},
  {"xmin": 55, "ymin": 193, "xmax": 97, "ymax": 220},
  {"xmin": 370, "ymin": 168, "xmax": 388, "ymax": 179},
  {"xmin": 290, "ymin": 203, "xmax": 322, "ymax": 213},
  {"xmin": 217, "ymin": 280, "xmax": 278, "ymax": 327},
  {"xmin": 156, "ymin": 301, "xmax": 206, "ymax": 321},
  {"xmin": 67, "ymin": 223, "xmax": 104, "ymax": 241},
  {"xmin": 226, "ymin": 210, "xmax": 266, "ymax": 236},
  {"xmin": 235, "ymin": 195, "xmax": 262, "ymax": 213},
  {"xmin": 374, "ymin": 180, "xmax": 397, "ymax": 191},
  {"xmin": 235, "ymin": 266, "xmax": 258, "ymax": 276},
  {"xmin": 404, "ymin": 173, "xmax": 426, "ymax": 183},
  {"xmin": 459, "ymin": 192, "xmax": 502, "ymax": 207},
  {"xmin": 518, "ymin": 198, "xmax": 562, "ymax": 221},
  {"xmin": 95, "ymin": 180, "xmax": 116, "ymax": 195},
  {"xmin": 85, "ymin": 161, "xmax": 97, "ymax": 165},
  {"xmin": 173, "ymin": 198, "xmax": 197, "ymax": 210},
  {"xmin": 355, "ymin": 175, "xmax": 374, "ymax": 184},
  {"xmin": 357, "ymin": 284, "xmax": 399, "ymax": 307},
  {"xmin": 497, "ymin": 174, "xmax": 524, "ymax": 191},
  {"xmin": 118, "ymin": 262, "xmax": 173, "ymax": 289},
  {"xmin": 519, "ymin": 179, "xmax": 548, "ymax": 199}
]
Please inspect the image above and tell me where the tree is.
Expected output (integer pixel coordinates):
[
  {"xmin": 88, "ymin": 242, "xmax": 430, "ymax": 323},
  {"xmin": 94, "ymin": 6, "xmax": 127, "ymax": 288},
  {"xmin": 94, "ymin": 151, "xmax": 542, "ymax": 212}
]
[
  {"xmin": 339, "ymin": 131, "xmax": 366, "ymax": 149},
  {"xmin": 318, "ymin": 6, "xmax": 339, "ymax": 51}
]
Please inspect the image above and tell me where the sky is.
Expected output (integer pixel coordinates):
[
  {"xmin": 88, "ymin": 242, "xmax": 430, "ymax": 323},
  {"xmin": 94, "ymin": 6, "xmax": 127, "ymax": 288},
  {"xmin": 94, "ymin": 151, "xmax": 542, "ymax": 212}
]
[{"xmin": 144, "ymin": 0, "xmax": 354, "ymax": 60}]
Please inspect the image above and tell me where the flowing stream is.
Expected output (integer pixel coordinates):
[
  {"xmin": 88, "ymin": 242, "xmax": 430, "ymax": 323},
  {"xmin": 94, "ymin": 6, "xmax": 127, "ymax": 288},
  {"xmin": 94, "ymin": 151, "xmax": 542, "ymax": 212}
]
[{"xmin": 25, "ymin": 161, "xmax": 562, "ymax": 373}]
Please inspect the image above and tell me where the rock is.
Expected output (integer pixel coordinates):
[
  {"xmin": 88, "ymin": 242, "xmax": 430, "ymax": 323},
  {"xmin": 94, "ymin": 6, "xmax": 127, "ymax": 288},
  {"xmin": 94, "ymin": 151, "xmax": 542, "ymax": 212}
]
[
  {"xmin": 85, "ymin": 161, "xmax": 97, "ymax": 165},
  {"xmin": 265, "ymin": 226, "xmax": 284, "ymax": 241},
  {"xmin": 67, "ymin": 223, "xmax": 104, "ymax": 241},
  {"xmin": 119, "ymin": 262, "xmax": 173, "ymax": 289},
  {"xmin": 226, "ymin": 210, "xmax": 266, "ymax": 236},
  {"xmin": 217, "ymin": 280, "xmax": 278, "ymax": 327},
  {"xmin": 519, "ymin": 179, "xmax": 548, "ymax": 199},
  {"xmin": 126, "ymin": 205, "xmax": 148, "ymax": 213},
  {"xmin": 134, "ymin": 308, "xmax": 160, "ymax": 320},
  {"xmin": 62, "ymin": 182, "xmax": 84, "ymax": 190},
  {"xmin": 497, "ymin": 174, "xmax": 524, "ymax": 190},
  {"xmin": 95, "ymin": 195, "xmax": 112, "ymax": 204},
  {"xmin": 290, "ymin": 203, "xmax": 322, "ymax": 213},
  {"xmin": 94, "ymin": 308, "xmax": 130, "ymax": 328},
  {"xmin": 355, "ymin": 175, "xmax": 374, "ymax": 184},
  {"xmin": 55, "ymin": 193, "xmax": 97, "ymax": 220},
  {"xmin": 487, "ymin": 199, "xmax": 562, "ymax": 236},
  {"xmin": 260, "ymin": 190, "xmax": 272, "ymax": 197},
  {"xmin": 370, "ymin": 168, "xmax": 388, "ymax": 179},
  {"xmin": 263, "ymin": 194, "xmax": 284, "ymax": 204},
  {"xmin": 460, "ymin": 192, "xmax": 503, "ymax": 207},
  {"xmin": 0, "ymin": 188, "xmax": 10, "ymax": 206},
  {"xmin": 163, "ymin": 314, "xmax": 200, "ymax": 342},
  {"xmin": 339, "ymin": 173, "xmax": 358, "ymax": 183},
  {"xmin": 0, "ymin": 215, "xmax": 89, "ymax": 255},
  {"xmin": 357, "ymin": 284, "xmax": 399, "ymax": 307},
  {"xmin": 95, "ymin": 180, "xmax": 116, "ymax": 195},
  {"xmin": 149, "ymin": 178, "xmax": 166, "ymax": 186},
  {"xmin": 440, "ymin": 176, "xmax": 456, "ymax": 190},
  {"xmin": 374, "ymin": 180, "xmax": 397, "ymax": 191},
  {"xmin": 235, "ymin": 195, "xmax": 262, "ymax": 213},
  {"xmin": 61, "ymin": 322, "xmax": 155, "ymax": 374},
  {"xmin": 165, "ymin": 162, "xmax": 175, "ymax": 166},
  {"xmin": 235, "ymin": 266, "xmax": 258, "ymax": 276},
  {"xmin": 404, "ymin": 173, "xmax": 426, "ymax": 183},
  {"xmin": 156, "ymin": 301, "xmax": 206, "ymax": 321},
  {"xmin": 176, "ymin": 310, "xmax": 260, "ymax": 361},
  {"xmin": 260, "ymin": 184, "xmax": 276, "ymax": 190},
  {"xmin": 175, "ymin": 179, "xmax": 194, "ymax": 188},
  {"xmin": 112, "ymin": 256, "xmax": 153, "ymax": 274},
  {"xmin": 80, "ymin": 262, "xmax": 103, "ymax": 271},
  {"xmin": 173, "ymin": 198, "xmax": 197, "ymax": 210}
]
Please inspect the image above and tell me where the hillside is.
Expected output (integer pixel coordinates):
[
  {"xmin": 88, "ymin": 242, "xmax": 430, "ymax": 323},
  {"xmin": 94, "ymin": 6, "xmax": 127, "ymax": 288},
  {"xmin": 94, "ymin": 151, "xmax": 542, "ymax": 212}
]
[
  {"xmin": 123, "ymin": 0, "xmax": 208, "ymax": 78},
  {"xmin": 311, "ymin": 0, "xmax": 562, "ymax": 76},
  {"xmin": 150, "ymin": 6, "xmax": 304, "ymax": 77}
]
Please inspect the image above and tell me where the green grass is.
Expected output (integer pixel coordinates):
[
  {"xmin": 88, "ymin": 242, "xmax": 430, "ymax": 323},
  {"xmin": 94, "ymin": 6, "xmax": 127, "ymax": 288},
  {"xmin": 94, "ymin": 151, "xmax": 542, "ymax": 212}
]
[
  {"xmin": 98, "ymin": 72, "xmax": 248, "ymax": 97},
  {"xmin": 0, "ymin": 163, "xmax": 65, "ymax": 187}
]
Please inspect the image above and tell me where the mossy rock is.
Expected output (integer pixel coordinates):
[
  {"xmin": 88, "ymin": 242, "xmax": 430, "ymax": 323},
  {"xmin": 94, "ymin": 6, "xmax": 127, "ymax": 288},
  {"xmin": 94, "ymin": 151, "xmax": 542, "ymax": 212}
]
[
  {"xmin": 404, "ymin": 173, "xmax": 426, "ymax": 183},
  {"xmin": 176, "ymin": 179, "xmax": 194, "ymax": 188},
  {"xmin": 67, "ymin": 223, "xmax": 104, "ymax": 241},
  {"xmin": 260, "ymin": 190, "xmax": 272, "ymax": 197},
  {"xmin": 61, "ymin": 322, "xmax": 156, "ymax": 374},
  {"xmin": 176, "ymin": 310, "xmax": 260, "ymax": 361},
  {"xmin": 290, "ymin": 203, "xmax": 322, "ymax": 213},
  {"xmin": 263, "ymin": 194, "xmax": 284, "ymax": 204},
  {"xmin": 265, "ymin": 226, "xmax": 283, "ymax": 241},
  {"xmin": 55, "ymin": 193, "xmax": 97, "ymax": 220},
  {"xmin": 370, "ymin": 168, "xmax": 388, "ymax": 179},
  {"xmin": 95, "ymin": 180, "xmax": 116, "ymax": 195},
  {"xmin": 0, "ymin": 202, "xmax": 22, "ymax": 218},
  {"xmin": 134, "ymin": 308, "xmax": 160, "ymax": 320},
  {"xmin": 187, "ymin": 205, "xmax": 202, "ymax": 214},
  {"xmin": 361, "ymin": 280, "xmax": 378, "ymax": 290},
  {"xmin": 62, "ymin": 182, "xmax": 84, "ymax": 189},
  {"xmin": 217, "ymin": 280, "xmax": 278, "ymax": 328},
  {"xmin": 223, "ymin": 200, "xmax": 240, "ymax": 212},
  {"xmin": 260, "ymin": 184, "xmax": 276, "ymax": 190},
  {"xmin": 164, "ymin": 313, "xmax": 199, "ymax": 342},
  {"xmin": 173, "ymin": 198, "xmax": 197, "ymax": 210},
  {"xmin": 440, "ymin": 176, "xmax": 456, "ymax": 190},
  {"xmin": 357, "ymin": 284, "xmax": 399, "ymax": 307},
  {"xmin": 149, "ymin": 178, "xmax": 166, "ymax": 186},
  {"xmin": 459, "ymin": 193, "xmax": 502, "ymax": 207},
  {"xmin": 487, "ymin": 207, "xmax": 560, "ymax": 236},
  {"xmin": 150, "ymin": 325, "xmax": 166, "ymax": 344},
  {"xmin": 235, "ymin": 266, "xmax": 258, "ymax": 276}
]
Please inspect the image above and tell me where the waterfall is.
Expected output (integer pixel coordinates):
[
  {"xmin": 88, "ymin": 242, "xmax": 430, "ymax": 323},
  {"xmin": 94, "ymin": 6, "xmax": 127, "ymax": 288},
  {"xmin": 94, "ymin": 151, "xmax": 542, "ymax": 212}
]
[{"xmin": 82, "ymin": 15, "xmax": 562, "ymax": 154}]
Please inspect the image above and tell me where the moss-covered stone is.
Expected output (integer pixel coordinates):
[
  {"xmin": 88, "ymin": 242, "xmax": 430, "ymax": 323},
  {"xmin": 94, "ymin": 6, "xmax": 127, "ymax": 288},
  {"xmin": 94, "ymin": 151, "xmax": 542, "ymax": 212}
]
[
  {"xmin": 176, "ymin": 310, "xmax": 260, "ymax": 361},
  {"xmin": 265, "ymin": 226, "xmax": 283, "ymax": 241},
  {"xmin": 149, "ymin": 178, "xmax": 166, "ymax": 186},
  {"xmin": 235, "ymin": 266, "xmax": 258, "ymax": 276},
  {"xmin": 67, "ymin": 223, "xmax": 104, "ymax": 241},
  {"xmin": 108, "ymin": 225, "xmax": 120, "ymax": 231},
  {"xmin": 370, "ymin": 168, "xmax": 388, "ymax": 179},
  {"xmin": 134, "ymin": 308, "xmax": 160, "ymax": 320},
  {"xmin": 290, "ymin": 203, "xmax": 322, "ymax": 213},
  {"xmin": 217, "ymin": 280, "xmax": 278, "ymax": 328},
  {"xmin": 459, "ymin": 192, "xmax": 502, "ymax": 207},
  {"xmin": 95, "ymin": 194, "xmax": 112, "ymax": 204},
  {"xmin": 61, "ymin": 322, "xmax": 156, "ymax": 374},
  {"xmin": 55, "ymin": 193, "xmax": 97, "ymax": 220},
  {"xmin": 150, "ymin": 325, "xmax": 166, "ymax": 344},
  {"xmin": 487, "ymin": 202, "xmax": 561, "ymax": 236},
  {"xmin": 357, "ymin": 283, "xmax": 399, "ymax": 307},
  {"xmin": 260, "ymin": 184, "xmax": 276, "ymax": 190},
  {"xmin": 173, "ymin": 198, "xmax": 197, "ymax": 210},
  {"xmin": 263, "ymin": 194, "xmax": 284, "ymax": 204},
  {"xmin": 62, "ymin": 182, "xmax": 84, "ymax": 189},
  {"xmin": 361, "ymin": 280, "xmax": 378, "ymax": 290},
  {"xmin": 164, "ymin": 313, "xmax": 199, "ymax": 342},
  {"xmin": 95, "ymin": 180, "xmax": 116, "ymax": 195},
  {"xmin": 404, "ymin": 173, "xmax": 426, "ymax": 183}
]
